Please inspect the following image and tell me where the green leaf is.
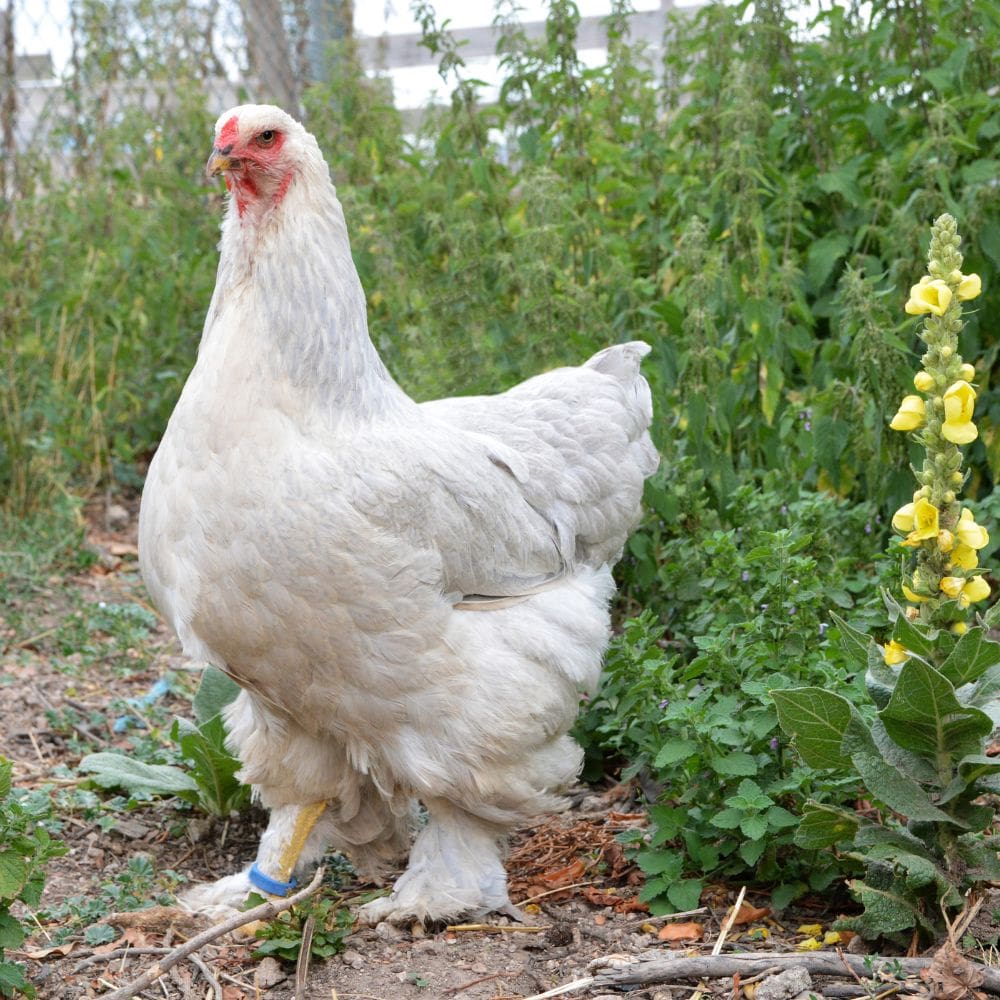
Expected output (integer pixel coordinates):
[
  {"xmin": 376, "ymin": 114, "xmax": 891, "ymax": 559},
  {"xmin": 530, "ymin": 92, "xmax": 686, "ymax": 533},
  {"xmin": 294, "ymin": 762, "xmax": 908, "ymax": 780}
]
[
  {"xmin": 765, "ymin": 805, "xmax": 800, "ymax": 829},
  {"xmin": 710, "ymin": 807, "xmax": 743, "ymax": 830},
  {"xmin": 793, "ymin": 803, "xmax": 859, "ymax": 849},
  {"xmin": 739, "ymin": 838, "xmax": 768, "ymax": 866},
  {"xmin": 938, "ymin": 628, "xmax": 1000, "ymax": 688},
  {"xmin": 806, "ymin": 232, "xmax": 851, "ymax": 291},
  {"xmin": 740, "ymin": 814, "xmax": 768, "ymax": 840},
  {"xmin": 890, "ymin": 615, "xmax": 939, "ymax": 659},
  {"xmin": 830, "ymin": 613, "xmax": 872, "ymax": 670},
  {"xmin": 193, "ymin": 667, "xmax": 241, "ymax": 726},
  {"xmin": 771, "ymin": 687, "xmax": 852, "ymax": 769},
  {"xmin": 653, "ymin": 739, "xmax": 698, "ymax": 769},
  {"xmin": 636, "ymin": 850, "xmax": 682, "ymax": 879},
  {"xmin": 666, "ymin": 879, "xmax": 703, "ymax": 912},
  {"xmin": 174, "ymin": 716, "xmax": 249, "ymax": 818},
  {"xmin": 842, "ymin": 717, "xmax": 956, "ymax": 824},
  {"xmin": 0, "ymin": 760, "xmax": 11, "ymax": 801},
  {"xmin": 78, "ymin": 752, "xmax": 199, "ymax": 799},
  {"xmin": 710, "ymin": 751, "xmax": 757, "ymax": 776},
  {"xmin": 0, "ymin": 855, "xmax": 28, "ymax": 900},
  {"xmin": 841, "ymin": 874, "xmax": 934, "ymax": 938},
  {"xmin": 0, "ymin": 913, "xmax": 25, "ymax": 951},
  {"xmin": 878, "ymin": 658, "xmax": 993, "ymax": 761}
]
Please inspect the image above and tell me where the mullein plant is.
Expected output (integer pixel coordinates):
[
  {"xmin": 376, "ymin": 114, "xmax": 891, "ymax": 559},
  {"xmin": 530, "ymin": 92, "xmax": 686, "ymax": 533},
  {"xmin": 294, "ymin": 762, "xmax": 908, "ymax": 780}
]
[
  {"xmin": 886, "ymin": 212, "xmax": 989, "ymax": 650},
  {"xmin": 773, "ymin": 214, "xmax": 1000, "ymax": 941}
]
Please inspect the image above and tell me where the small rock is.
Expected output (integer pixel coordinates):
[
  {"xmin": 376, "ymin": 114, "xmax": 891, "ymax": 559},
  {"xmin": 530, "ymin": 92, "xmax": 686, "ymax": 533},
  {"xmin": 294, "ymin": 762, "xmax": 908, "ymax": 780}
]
[
  {"xmin": 470, "ymin": 963, "xmax": 488, "ymax": 974},
  {"xmin": 375, "ymin": 921, "xmax": 405, "ymax": 942},
  {"xmin": 756, "ymin": 967, "xmax": 813, "ymax": 1000},
  {"xmin": 113, "ymin": 819, "xmax": 149, "ymax": 840},
  {"xmin": 254, "ymin": 957, "xmax": 285, "ymax": 988},
  {"xmin": 412, "ymin": 939, "xmax": 438, "ymax": 954},
  {"xmin": 341, "ymin": 949, "xmax": 365, "ymax": 969},
  {"xmin": 106, "ymin": 503, "xmax": 130, "ymax": 528}
]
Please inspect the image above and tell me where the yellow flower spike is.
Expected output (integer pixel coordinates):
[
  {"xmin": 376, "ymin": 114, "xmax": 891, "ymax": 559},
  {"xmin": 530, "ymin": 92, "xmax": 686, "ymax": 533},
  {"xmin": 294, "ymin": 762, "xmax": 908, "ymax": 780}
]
[
  {"xmin": 937, "ymin": 529, "xmax": 955, "ymax": 553},
  {"xmin": 891, "ymin": 503, "xmax": 915, "ymax": 534},
  {"xmin": 951, "ymin": 622, "xmax": 968, "ymax": 636},
  {"xmin": 956, "ymin": 508, "xmax": 989, "ymax": 550},
  {"xmin": 902, "ymin": 584, "xmax": 929, "ymax": 603},
  {"xmin": 961, "ymin": 575, "xmax": 991, "ymax": 606},
  {"xmin": 890, "ymin": 395, "xmax": 926, "ymax": 431},
  {"xmin": 905, "ymin": 277, "xmax": 953, "ymax": 316},
  {"xmin": 939, "ymin": 576, "xmax": 964, "ymax": 599},
  {"xmin": 913, "ymin": 371, "xmax": 934, "ymax": 392},
  {"xmin": 959, "ymin": 363, "xmax": 976, "ymax": 382},
  {"xmin": 884, "ymin": 640, "xmax": 910, "ymax": 665},
  {"xmin": 956, "ymin": 272, "xmax": 982, "ymax": 301},
  {"xmin": 942, "ymin": 380, "xmax": 978, "ymax": 444},
  {"xmin": 951, "ymin": 543, "xmax": 979, "ymax": 571}
]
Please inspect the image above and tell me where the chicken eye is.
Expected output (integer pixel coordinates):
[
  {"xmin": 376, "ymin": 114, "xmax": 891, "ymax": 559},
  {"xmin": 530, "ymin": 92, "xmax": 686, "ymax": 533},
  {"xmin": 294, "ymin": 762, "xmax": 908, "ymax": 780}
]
[{"xmin": 256, "ymin": 130, "xmax": 277, "ymax": 147}]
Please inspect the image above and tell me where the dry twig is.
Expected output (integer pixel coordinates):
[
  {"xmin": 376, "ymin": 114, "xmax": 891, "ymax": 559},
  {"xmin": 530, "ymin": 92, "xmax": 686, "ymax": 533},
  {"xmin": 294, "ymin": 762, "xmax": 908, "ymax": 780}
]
[{"xmin": 97, "ymin": 866, "xmax": 325, "ymax": 999}]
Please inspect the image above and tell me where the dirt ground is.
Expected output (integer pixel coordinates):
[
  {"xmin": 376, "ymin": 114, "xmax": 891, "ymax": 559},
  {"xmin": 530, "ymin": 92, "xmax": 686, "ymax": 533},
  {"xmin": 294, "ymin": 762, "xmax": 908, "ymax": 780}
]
[{"xmin": 1, "ymin": 500, "xmax": 986, "ymax": 1000}]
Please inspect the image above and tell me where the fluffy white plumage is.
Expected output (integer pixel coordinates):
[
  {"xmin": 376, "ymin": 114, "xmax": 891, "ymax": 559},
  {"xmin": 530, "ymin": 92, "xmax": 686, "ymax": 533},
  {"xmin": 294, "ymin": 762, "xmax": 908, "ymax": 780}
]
[{"xmin": 138, "ymin": 104, "xmax": 658, "ymax": 924}]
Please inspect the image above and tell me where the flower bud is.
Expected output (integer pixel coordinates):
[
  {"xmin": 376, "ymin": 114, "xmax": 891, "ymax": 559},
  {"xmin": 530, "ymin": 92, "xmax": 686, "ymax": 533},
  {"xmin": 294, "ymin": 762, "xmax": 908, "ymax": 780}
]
[
  {"xmin": 951, "ymin": 621, "xmax": 968, "ymax": 636},
  {"xmin": 913, "ymin": 371, "xmax": 934, "ymax": 392},
  {"xmin": 959, "ymin": 363, "xmax": 976, "ymax": 382},
  {"xmin": 937, "ymin": 529, "xmax": 955, "ymax": 553}
]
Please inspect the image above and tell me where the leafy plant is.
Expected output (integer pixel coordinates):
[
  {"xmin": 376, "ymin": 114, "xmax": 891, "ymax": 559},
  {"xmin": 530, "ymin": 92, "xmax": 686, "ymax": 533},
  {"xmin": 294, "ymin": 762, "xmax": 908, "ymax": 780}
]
[
  {"xmin": 79, "ymin": 668, "xmax": 249, "ymax": 818},
  {"xmin": 38, "ymin": 854, "xmax": 178, "ymax": 946},
  {"xmin": 0, "ymin": 757, "xmax": 65, "ymax": 998},
  {"xmin": 774, "ymin": 605, "xmax": 1000, "ymax": 940},
  {"xmin": 251, "ymin": 894, "xmax": 354, "ymax": 963},
  {"xmin": 775, "ymin": 216, "xmax": 1000, "ymax": 941}
]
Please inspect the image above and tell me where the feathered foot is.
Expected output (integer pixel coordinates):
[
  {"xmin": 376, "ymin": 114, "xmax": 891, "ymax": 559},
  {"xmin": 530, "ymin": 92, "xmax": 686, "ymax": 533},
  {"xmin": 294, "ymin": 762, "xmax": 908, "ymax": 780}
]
[
  {"xmin": 180, "ymin": 801, "xmax": 327, "ymax": 920},
  {"xmin": 357, "ymin": 799, "xmax": 514, "ymax": 925}
]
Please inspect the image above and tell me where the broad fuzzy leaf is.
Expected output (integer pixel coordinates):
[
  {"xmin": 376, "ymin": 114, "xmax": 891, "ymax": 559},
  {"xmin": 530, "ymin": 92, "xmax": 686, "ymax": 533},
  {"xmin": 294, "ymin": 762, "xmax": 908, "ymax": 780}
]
[
  {"xmin": 878, "ymin": 659, "xmax": 992, "ymax": 761},
  {"xmin": 793, "ymin": 803, "xmax": 859, "ymax": 849},
  {"xmin": 842, "ymin": 718, "xmax": 956, "ymax": 824},
  {"xmin": 830, "ymin": 612, "xmax": 872, "ymax": 670},
  {"xmin": 193, "ymin": 667, "xmax": 241, "ymax": 726},
  {"xmin": 771, "ymin": 687, "xmax": 852, "ymax": 769},
  {"xmin": 840, "ymin": 868, "xmax": 936, "ymax": 938},
  {"xmin": 939, "ymin": 628, "xmax": 1000, "ymax": 688},
  {"xmin": 78, "ymin": 752, "xmax": 199, "ymax": 799}
]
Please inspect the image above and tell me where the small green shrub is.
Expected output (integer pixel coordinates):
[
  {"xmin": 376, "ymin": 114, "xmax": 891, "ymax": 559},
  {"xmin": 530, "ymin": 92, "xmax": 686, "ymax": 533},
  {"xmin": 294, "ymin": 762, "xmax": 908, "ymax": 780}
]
[
  {"xmin": 79, "ymin": 668, "xmax": 249, "ymax": 818},
  {"xmin": 0, "ymin": 758, "xmax": 65, "ymax": 998},
  {"xmin": 251, "ymin": 894, "xmax": 354, "ymax": 962}
]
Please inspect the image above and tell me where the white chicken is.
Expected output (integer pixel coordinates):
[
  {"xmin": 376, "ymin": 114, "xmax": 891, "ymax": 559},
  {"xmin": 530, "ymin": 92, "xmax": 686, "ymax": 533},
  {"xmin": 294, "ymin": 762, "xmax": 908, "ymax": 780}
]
[{"xmin": 138, "ymin": 104, "xmax": 658, "ymax": 924}]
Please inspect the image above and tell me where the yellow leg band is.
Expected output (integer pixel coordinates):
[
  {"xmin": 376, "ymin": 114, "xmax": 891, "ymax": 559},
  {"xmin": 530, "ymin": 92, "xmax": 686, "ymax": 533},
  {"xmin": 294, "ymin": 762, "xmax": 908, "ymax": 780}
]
[{"xmin": 276, "ymin": 801, "xmax": 327, "ymax": 883}]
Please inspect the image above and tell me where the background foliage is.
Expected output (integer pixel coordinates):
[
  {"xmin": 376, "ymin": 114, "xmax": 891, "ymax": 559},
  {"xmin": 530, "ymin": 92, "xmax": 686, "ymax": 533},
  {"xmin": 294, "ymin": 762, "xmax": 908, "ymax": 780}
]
[{"xmin": 3, "ymin": 0, "xmax": 1000, "ymax": 929}]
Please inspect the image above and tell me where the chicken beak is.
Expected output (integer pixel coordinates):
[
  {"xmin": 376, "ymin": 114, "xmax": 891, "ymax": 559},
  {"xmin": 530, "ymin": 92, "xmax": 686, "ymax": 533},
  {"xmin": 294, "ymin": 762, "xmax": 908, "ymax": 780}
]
[{"xmin": 205, "ymin": 149, "xmax": 238, "ymax": 180}]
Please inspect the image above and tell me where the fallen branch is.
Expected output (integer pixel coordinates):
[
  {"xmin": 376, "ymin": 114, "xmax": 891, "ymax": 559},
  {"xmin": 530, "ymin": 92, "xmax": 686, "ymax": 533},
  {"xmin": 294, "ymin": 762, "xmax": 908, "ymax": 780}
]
[
  {"xmin": 446, "ymin": 923, "xmax": 546, "ymax": 933},
  {"xmin": 589, "ymin": 951, "xmax": 1000, "ymax": 994},
  {"xmin": 98, "ymin": 866, "xmax": 325, "ymax": 1000}
]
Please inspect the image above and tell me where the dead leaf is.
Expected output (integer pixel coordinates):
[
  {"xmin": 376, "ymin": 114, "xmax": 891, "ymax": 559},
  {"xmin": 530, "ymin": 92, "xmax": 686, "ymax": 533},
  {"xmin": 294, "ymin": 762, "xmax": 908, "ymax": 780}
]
[
  {"xmin": 222, "ymin": 986, "xmax": 249, "ymax": 1000},
  {"xmin": 658, "ymin": 921, "xmax": 704, "ymax": 943},
  {"xmin": 24, "ymin": 943, "xmax": 76, "ymax": 960},
  {"xmin": 109, "ymin": 542, "xmax": 139, "ymax": 557},
  {"xmin": 538, "ymin": 858, "xmax": 588, "ymax": 887},
  {"xmin": 121, "ymin": 927, "xmax": 149, "ymax": 948},
  {"xmin": 594, "ymin": 914, "xmax": 607, "ymax": 926},
  {"xmin": 731, "ymin": 903, "xmax": 771, "ymax": 925},
  {"xmin": 607, "ymin": 811, "xmax": 647, "ymax": 822},
  {"xmin": 920, "ymin": 944, "xmax": 987, "ymax": 1000}
]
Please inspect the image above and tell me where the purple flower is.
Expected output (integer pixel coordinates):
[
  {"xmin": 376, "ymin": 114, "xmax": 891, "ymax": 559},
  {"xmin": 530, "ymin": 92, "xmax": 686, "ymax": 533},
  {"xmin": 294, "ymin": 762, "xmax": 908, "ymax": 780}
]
[
  {"xmin": 741, "ymin": 570, "xmax": 750, "ymax": 582},
  {"xmin": 865, "ymin": 522, "xmax": 872, "ymax": 535},
  {"xmin": 780, "ymin": 505, "xmax": 788, "ymax": 515},
  {"xmin": 789, "ymin": 605, "xmax": 797, "ymax": 615},
  {"xmin": 659, "ymin": 698, "xmax": 670, "ymax": 710},
  {"xmin": 819, "ymin": 622, "xmax": 828, "ymax": 637},
  {"xmin": 760, "ymin": 603, "xmax": 769, "ymax": 611},
  {"xmin": 769, "ymin": 737, "xmax": 780, "ymax": 751},
  {"xmin": 804, "ymin": 421, "xmax": 812, "ymax": 432}
]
